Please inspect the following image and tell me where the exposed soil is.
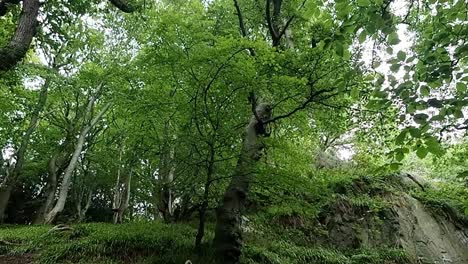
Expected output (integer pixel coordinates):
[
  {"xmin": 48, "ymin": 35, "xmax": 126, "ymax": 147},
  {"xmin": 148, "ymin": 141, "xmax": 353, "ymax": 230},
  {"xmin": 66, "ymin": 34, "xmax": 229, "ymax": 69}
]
[{"xmin": 0, "ymin": 254, "xmax": 35, "ymax": 264}]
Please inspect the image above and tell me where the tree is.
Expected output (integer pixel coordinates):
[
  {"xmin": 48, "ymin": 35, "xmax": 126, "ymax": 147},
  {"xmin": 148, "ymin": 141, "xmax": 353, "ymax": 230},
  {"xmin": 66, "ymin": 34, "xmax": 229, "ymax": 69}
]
[{"xmin": 0, "ymin": 0, "xmax": 136, "ymax": 71}]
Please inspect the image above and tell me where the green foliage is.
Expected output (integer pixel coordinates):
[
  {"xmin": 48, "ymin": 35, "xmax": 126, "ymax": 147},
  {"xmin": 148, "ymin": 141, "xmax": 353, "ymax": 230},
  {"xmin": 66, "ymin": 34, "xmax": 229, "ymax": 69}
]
[
  {"xmin": 242, "ymin": 241, "xmax": 408, "ymax": 264},
  {"xmin": 413, "ymin": 182, "xmax": 468, "ymax": 220},
  {"xmin": 0, "ymin": 222, "xmax": 206, "ymax": 264}
]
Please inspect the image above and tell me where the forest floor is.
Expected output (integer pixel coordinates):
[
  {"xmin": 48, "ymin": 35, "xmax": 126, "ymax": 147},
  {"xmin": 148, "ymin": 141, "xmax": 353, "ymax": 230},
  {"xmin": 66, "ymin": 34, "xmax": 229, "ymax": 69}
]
[
  {"xmin": 0, "ymin": 254, "xmax": 35, "ymax": 264},
  {"xmin": 0, "ymin": 173, "xmax": 466, "ymax": 264}
]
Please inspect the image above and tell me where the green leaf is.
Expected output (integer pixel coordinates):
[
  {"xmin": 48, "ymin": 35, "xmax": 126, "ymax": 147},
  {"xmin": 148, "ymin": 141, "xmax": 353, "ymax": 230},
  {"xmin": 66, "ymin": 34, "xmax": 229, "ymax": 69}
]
[
  {"xmin": 388, "ymin": 32, "xmax": 400, "ymax": 45},
  {"xmin": 456, "ymin": 82, "xmax": 466, "ymax": 93},
  {"xmin": 357, "ymin": 0, "xmax": 371, "ymax": 6},
  {"xmin": 420, "ymin": 86, "xmax": 430, "ymax": 96},
  {"xmin": 389, "ymin": 163, "xmax": 401, "ymax": 170},
  {"xmin": 416, "ymin": 147, "xmax": 428, "ymax": 159},
  {"xmin": 358, "ymin": 30, "xmax": 367, "ymax": 43},
  {"xmin": 397, "ymin": 51, "xmax": 406, "ymax": 61},
  {"xmin": 335, "ymin": 43, "xmax": 344, "ymax": 57},
  {"xmin": 427, "ymin": 98, "xmax": 443, "ymax": 108},
  {"xmin": 390, "ymin": 63, "xmax": 400, "ymax": 72},
  {"xmin": 396, "ymin": 130, "xmax": 407, "ymax": 145},
  {"xmin": 409, "ymin": 127, "xmax": 421, "ymax": 138},
  {"xmin": 350, "ymin": 87, "xmax": 359, "ymax": 99},
  {"xmin": 454, "ymin": 109, "xmax": 464, "ymax": 119},
  {"xmin": 395, "ymin": 149, "xmax": 405, "ymax": 161},
  {"xmin": 414, "ymin": 114, "xmax": 428, "ymax": 124},
  {"xmin": 426, "ymin": 137, "xmax": 443, "ymax": 156}
]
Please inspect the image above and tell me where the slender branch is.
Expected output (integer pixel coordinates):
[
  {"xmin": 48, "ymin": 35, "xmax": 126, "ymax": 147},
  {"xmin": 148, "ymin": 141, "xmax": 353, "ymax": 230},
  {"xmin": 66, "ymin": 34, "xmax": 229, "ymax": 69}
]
[
  {"xmin": 233, "ymin": 0, "xmax": 256, "ymax": 56},
  {"xmin": 277, "ymin": 0, "xmax": 307, "ymax": 39}
]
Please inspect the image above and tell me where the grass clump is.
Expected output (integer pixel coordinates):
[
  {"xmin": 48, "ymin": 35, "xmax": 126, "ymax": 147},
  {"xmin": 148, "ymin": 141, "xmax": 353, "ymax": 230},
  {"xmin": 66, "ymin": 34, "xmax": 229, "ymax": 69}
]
[{"xmin": 0, "ymin": 222, "xmax": 211, "ymax": 264}]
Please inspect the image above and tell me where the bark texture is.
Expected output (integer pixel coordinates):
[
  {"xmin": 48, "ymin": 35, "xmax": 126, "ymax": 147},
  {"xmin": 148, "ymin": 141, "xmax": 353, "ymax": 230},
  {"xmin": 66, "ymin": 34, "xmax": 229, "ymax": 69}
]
[
  {"xmin": 33, "ymin": 137, "xmax": 74, "ymax": 224},
  {"xmin": 44, "ymin": 99, "xmax": 111, "ymax": 224},
  {"xmin": 0, "ymin": 0, "xmax": 40, "ymax": 71},
  {"xmin": 213, "ymin": 103, "xmax": 271, "ymax": 264}
]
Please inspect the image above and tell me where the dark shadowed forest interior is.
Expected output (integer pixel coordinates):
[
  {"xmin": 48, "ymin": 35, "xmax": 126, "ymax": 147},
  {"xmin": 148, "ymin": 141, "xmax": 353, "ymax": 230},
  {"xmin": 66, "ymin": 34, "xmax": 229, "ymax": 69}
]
[{"xmin": 0, "ymin": 0, "xmax": 467, "ymax": 263}]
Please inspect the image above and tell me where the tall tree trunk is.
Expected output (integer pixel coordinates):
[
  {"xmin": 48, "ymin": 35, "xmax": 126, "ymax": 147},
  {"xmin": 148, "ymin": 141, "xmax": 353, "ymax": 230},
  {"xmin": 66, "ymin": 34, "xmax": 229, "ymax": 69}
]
[
  {"xmin": 0, "ymin": 0, "xmax": 40, "ymax": 71},
  {"xmin": 0, "ymin": 79, "xmax": 48, "ymax": 222},
  {"xmin": 112, "ymin": 147, "xmax": 124, "ymax": 223},
  {"xmin": 113, "ymin": 170, "xmax": 132, "ymax": 224},
  {"xmin": 157, "ymin": 142, "xmax": 175, "ymax": 222},
  {"xmin": 213, "ymin": 103, "xmax": 271, "ymax": 264},
  {"xmin": 195, "ymin": 144, "xmax": 215, "ymax": 251},
  {"xmin": 33, "ymin": 140, "xmax": 73, "ymax": 224},
  {"xmin": 44, "ymin": 100, "xmax": 111, "ymax": 224}
]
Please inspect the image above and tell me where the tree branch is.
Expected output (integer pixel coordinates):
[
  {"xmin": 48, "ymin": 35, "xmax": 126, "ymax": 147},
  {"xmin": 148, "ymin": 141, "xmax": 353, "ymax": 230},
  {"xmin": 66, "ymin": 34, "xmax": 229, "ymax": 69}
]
[
  {"xmin": 108, "ymin": 0, "xmax": 135, "ymax": 13},
  {"xmin": 0, "ymin": 0, "xmax": 40, "ymax": 71},
  {"xmin": 233, "ymin": 0, "xmax": 256, "ymax": 56}
]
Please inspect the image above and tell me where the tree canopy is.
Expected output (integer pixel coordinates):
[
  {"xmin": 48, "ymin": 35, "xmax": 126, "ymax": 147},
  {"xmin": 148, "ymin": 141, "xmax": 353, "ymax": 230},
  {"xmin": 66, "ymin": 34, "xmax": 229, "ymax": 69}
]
[{"xmin": 0, "ymin": 0, "xmax": 467, "ymax": 263}]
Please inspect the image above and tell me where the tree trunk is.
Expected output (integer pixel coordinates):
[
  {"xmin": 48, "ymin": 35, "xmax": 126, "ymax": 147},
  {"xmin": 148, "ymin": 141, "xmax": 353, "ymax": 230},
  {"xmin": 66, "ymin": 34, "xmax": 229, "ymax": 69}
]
[
  {"xmin": 112, "ymin": 147, "xmax": 124, "ymax": 224},
  {"xmin": 33, "ymin": 140, "xmax": 73, "ymax": 224},
  {"xmin": 0, "ymin": 0, "xmax": 40, "ymax": 71},
  {"xmin": 77, "ymin": 190, "xmax": 92, "ymax": 223},
  {"xmin": 113, "ymin": 170, "xmax": 132, "ymax": 224},
  {"xmin": 157, "ymin": 141, "xmax": 175, "ymax": 222},
  {"xmin": 0, "ymin": 79, "xmax": 48, "ymax": 222},
  {"xmin": 213, "ymin": 103, "xmax": 271, "ymax": 264},
  {"xmin": 195, "ymin": 144, "xmax": 215, "ymax": 251},
  {"xmin": 0, "ymin": 184, "xmax": 13, "ymax": 222},
  {"xmin": 44, "ymin": 100, "xmax": 111, "ymax": 224}
]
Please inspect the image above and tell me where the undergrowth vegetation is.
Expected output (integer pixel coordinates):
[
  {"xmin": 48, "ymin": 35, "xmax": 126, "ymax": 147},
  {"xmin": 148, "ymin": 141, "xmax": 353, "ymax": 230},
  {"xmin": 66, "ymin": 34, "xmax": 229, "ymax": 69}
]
[{"xmin": 0, "ymin": 168, "xmax": 419, "ymax": 264}]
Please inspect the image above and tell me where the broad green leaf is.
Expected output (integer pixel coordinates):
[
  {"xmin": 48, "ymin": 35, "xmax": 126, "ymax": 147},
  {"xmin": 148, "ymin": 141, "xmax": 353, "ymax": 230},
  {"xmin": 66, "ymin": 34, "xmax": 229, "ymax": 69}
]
[
  {"xmin": 358, "ymin": 30, "xmax": 367, "ymax": 43},
  {"xmin": 396, "ymin": 130, "xmax": 407, "ymax": 145},
  {"xmin": 420, "ymin": 86, "xmax": 430, "ymax": 96},
  {"xmin": 456, "ymin": 83, "xmax": 466, "ymax": 93},
  {"xmin": 397, "ymin": 51, "xmax": 406, "ymax": 61},
  {"xmin": 389, "ymin": 163, "xmax": 401, "ymax": 170},
  {"xmin": 426, "ymin": 138, "xmax": 443, "ymax": 156},
  {"xmin": 416, "ymin": 147, "xmax": 428, "ymax": 159},
  {"xmin": 409, "ymin": 127, "xmax": 421, "ymax": 138},
  {"xmin": 388, "ymin": 32, "xmax": 400, "ymax": 45},
  {"xmin": 396, "ymin": 149, "xmax": 405, "ymax": 161},
  {"xmin": 414, "ymin": 114, "xmax": 428, "ymax": 124},
  {"xmin": 390, "ymin": 63, "xmax": 400, "ymax": 72},
  {"xmin": 454, "ymin": 109, "xmax": 464, "ymax": 119}
]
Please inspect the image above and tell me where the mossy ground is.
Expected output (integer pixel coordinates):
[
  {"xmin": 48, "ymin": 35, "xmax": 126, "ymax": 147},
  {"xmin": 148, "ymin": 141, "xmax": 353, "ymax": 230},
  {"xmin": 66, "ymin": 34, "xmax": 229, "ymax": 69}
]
[
  {"xmin": 0, "ymin": 173, "xmax": 416, "ymax": 264},
  {"xmin": 0, "ymin": 221, "xmax": 408, "ymax": 264}
]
